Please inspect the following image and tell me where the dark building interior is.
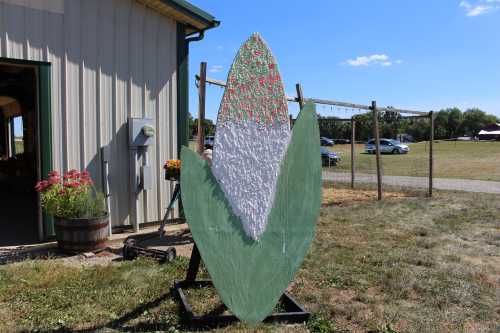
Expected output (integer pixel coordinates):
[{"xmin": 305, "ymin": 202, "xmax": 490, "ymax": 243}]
[{"xmin": 0, "ymin": 63, "xmax": 39, "ymax": 246}]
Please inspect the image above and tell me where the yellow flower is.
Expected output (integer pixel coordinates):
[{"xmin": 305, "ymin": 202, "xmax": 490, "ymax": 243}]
[{"xmin": 164, "ymin": 159, "xmax": 181, "ymax": 170}]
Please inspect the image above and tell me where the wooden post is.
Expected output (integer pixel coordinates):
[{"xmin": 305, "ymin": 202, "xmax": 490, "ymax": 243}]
[
  {"xmin": 429, "ymin": 111, "xmax": 434, "ymax": 197},
  {"xmin": 185, "ymin": 245, "xmax": 202, "ymax": 282},
  {"xmin": 372, "ymin": 101, "xmax": 382, "ymax": 200},
  {"xmin": 197, "ymin": 62, "xmax": 207, "ymax": 155},
  {"xmin": 351, "ymin": 118, "xmax": 355, "ymax": 189},
  {"xmin": 289, "ymin": 114, "xmax": 293, "ymax": 128},
  {"xmin": 295, "ymin": 83, "xmax": 305, "ymax": 109}
]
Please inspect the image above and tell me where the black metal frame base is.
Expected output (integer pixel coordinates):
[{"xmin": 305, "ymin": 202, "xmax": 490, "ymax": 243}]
[
  {"xmin": 174, "ymin": 245, "xmax": 310, "ymax": 328},
  {"xmin": 175, "ymin": 279, "xmax": 310, "ymax": 327}
]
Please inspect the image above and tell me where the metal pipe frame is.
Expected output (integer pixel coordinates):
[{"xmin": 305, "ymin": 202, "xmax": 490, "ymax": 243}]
[{"xmin": 196, "ymin": 75, "xmax": 430, "ymax": 116}]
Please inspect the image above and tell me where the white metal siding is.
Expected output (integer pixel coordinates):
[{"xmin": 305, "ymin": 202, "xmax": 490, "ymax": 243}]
[{"xmin": 0, "ymin": 0, "xmax": 178, "ymax": 227}]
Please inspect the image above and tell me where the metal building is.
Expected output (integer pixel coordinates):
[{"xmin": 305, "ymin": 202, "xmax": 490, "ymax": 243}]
[{"xmin": 0, "ymin": 0, "xmax": 218, "ymax": 245}]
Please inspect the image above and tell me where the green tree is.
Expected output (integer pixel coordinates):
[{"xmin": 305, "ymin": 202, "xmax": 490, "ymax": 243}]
[
  {"xmin": 447, "ymin": 108, "xmax": 463, "ymax": 138},
  {"xmin": 433, "ymin": 108, "xmax": 463, "ymax": 139},
  {"xmin": 460, "ymin": 108, "xmax": 498, "ymax": 136},
  {"xmin": 190, "ymin": 117, "xmax": 215, "ymax": 138},
  {"xmin": 433, "ymin": 110, "xmax": 450, "ymax": 139}
]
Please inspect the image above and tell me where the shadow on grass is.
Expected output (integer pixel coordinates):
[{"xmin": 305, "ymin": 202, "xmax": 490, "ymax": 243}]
[
  {"xmin": 35, "ymin": 285, "xmax": 237, "ymax": 332},
  {"xmin": 37, "ymin": 288, "xmax": 180, "ymax": 332}
]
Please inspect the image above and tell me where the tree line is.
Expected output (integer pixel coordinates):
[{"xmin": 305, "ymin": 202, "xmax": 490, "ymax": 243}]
[
  {"xmin": 189, "ymin": 107, "xmax": 499, "ymax": 142},
  {"xmin": 318, "ymin": 108, "xmax": 499, "ymax": 142},
  {"xmin": 188, "ymin": 114, "xmax": 216, "ymax": 139}
]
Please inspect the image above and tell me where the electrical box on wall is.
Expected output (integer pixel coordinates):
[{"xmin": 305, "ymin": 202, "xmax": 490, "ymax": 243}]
[{"xmin": 128, "ymin": 118, "xmax": 155, "ymax": 147}]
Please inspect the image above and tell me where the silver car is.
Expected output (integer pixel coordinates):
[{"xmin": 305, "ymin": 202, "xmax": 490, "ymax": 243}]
[{"xmin": 365, "ymin": 139, "xmax": 409, "ymax": 154}]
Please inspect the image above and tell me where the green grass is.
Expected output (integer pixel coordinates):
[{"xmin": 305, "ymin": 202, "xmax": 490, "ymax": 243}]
[
  {"xmin": 14, "ymin": 140, "xmax": 24, "ymax": 154},
  {"xmin": 327, "ymin": 141, "xmax": 500, "ymax": 181},
  {"xmin": 1, "ymin": 188, "xmax": 498, "ymax": 332},
  {"xmin": 296, "ymin": 185, "xmax": 500, "ymax": 332}
]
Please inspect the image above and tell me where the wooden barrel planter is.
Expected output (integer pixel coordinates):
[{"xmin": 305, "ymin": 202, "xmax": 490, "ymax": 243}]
[{"xmin": 54, "ymin": 215, "xmax": 109, "ymax": 253}]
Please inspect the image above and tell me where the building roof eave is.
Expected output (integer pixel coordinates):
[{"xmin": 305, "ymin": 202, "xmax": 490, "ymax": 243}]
[{"xmin": 136, "ymin": 0, "xmax": 219, "ymax": 35}]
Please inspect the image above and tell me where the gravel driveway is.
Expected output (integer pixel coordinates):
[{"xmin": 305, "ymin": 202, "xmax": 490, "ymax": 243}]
[{"xmin": 323, "ymin": 171, "xmax": 500, "ymax": 194}]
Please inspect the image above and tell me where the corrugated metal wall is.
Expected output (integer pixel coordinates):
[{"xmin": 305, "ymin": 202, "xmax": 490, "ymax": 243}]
[{"xmin": 0, "ymin": 0, "xmax": 178, "ymax": 227}]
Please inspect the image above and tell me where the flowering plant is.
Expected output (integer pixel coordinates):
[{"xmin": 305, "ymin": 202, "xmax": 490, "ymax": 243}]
[
  {"xmin": 164, "ymin": 159, "xmax": 181, "ymax": 181},
  {"xmin": 35, "ymin": 170, "xmax": 106, "ymax": 219}
]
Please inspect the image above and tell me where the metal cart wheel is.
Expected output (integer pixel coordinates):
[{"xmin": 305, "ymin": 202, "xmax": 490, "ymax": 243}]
[{"xmin": 123, "ymin": 239, "xmax": 138, "ymax": 260}]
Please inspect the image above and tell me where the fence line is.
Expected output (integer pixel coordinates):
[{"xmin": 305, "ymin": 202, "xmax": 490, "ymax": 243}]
[{"xmin": 195, "ymin": 71, "xmax": 436, "ymax": 198}]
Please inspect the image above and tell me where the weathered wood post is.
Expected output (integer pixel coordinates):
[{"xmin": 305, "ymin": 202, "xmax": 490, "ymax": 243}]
[
  {"xmin": 429, "ymin": 111, "xmax": 434, "ymax": 197},
  {"xmin": 295, "ymin": 83, "xmax": 305, "ymax": 109},
  {"xmin": 197, "ymin": 62, "xmax": 207, "ymax": 155},
  {"xmin": 371, "ymin": 101, "xmax": 382, "ymax": 200},
  {"xmin": 351, "ymin": 118, "xmax": 356, "ymax": 189},
  {"xmin": 187, "ymin": 61, "xmax": 207, "ymax": 282}
]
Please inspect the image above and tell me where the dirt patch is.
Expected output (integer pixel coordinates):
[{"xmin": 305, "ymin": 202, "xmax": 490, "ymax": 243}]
[
  {"xmin": 322, "ymin": 187, "xmax": 413, "ymax": 207},
  {"xmin": 57, "ymin": 250, "xmax": 121, "ymax": 267}
]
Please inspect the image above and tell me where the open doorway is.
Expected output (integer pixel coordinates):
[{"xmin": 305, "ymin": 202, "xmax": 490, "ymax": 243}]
[{"xmin": 0, "ymin": 63, "xmax": 40, "ymax": 246}]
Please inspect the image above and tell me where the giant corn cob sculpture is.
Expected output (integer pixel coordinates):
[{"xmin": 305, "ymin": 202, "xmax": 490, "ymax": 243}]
[{"xmin": 181, "ymin": 33, "xmax": 321, "ymax": 325}]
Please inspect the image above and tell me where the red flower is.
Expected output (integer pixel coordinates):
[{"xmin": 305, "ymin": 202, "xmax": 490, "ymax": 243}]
[
  {"xmin": 35, "ymin": 180, "xmax": 50, "ymax": 192},
  {"xmin": 68, "ymin": 169, "xmax": 80, "ymax": 179},
  {"xmin": 80, "ymin": 170, "xmax": 92, "ymax": 184},
  {"xmin": 64, "ymin": 181, "xmax": 79, "ymax": 188},
  {"xmin": 268, "ymin": 63, "xmax": 275, "ymax": 70},
  {"xmin": 48, "ymin": 176, "xmax": 60, "ymax": 185},
  {"xmin": 48, "ymin": 170, "xmax": 59, "ymax": 177}
]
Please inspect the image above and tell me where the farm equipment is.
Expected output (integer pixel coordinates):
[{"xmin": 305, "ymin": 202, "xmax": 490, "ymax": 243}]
[{"xmin": 122, "ymin": 182, "xmax": 180, "ymax": 263}]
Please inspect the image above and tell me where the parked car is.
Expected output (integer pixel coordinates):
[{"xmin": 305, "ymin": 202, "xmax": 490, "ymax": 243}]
[
  {"xmin": 333, "ymin": 138, "xmax": 350, "ymax": 144},
  {"xmin": 320, "ymin": 137, "xmax": 334, "ymax": 146},
  {"xmin": 365, "ymin": 139, "xmax": 409, "ymax": 154},
  {"xmin": 321, "ymin": 147, "xmax": 341, "ymax": 166},
  {"xmin": 204, "ymin": 136, "xmax": 215, "ymax": 149}
]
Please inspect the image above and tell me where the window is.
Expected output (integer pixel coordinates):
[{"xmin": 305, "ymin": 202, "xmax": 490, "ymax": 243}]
[
  {"xmin": 3, "ymin": 115, "xmax": 24, "ymax": 158},
  {"xmin": 12, "ymin": 116, "xmax": 24, "ymax": 155}
]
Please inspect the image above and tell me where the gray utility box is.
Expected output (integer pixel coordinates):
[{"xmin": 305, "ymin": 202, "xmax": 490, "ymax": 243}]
[{"xmin": 128, "ymin": 117, "xmax": 155, "ymax": 147}]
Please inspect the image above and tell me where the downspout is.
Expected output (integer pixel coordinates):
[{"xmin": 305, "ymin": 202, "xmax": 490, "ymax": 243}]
[
  {"xmin": 176, "ymin": 27, "xmax": 207, "ymax": 157},
  {"xmin": 175, "ymin": 26, "xmax": 207, "ymax": 220},
  {"xmin": 186, "ymin": 30, "xmax": 205, "ymax": 43}
]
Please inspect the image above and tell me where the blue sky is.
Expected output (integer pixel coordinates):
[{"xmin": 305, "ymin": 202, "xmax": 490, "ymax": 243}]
[{"xmin": 188, "ymin": 0, "xmax": 500, "ymax": 121}]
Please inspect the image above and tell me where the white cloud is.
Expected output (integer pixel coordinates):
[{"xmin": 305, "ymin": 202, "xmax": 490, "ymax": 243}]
[
  {"xmin": 344, "ymin": 54, "xmax": 401, "ymax": 67},
  {"xmin": 460, "ymin": 0, "xmax": 499, "ymax": 16},
  {"xmin": 209, "ymin": 65, "xmax": 224, "ymax": 73}
]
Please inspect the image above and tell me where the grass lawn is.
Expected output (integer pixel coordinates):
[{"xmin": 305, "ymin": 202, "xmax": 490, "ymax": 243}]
[
  {"xmin": 1, "ymin": 187, "xmax": 497, "ymax": 332},
  {"xmin": 327, "ymin": 141, "xmax": 500, "ymax": 181}
]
